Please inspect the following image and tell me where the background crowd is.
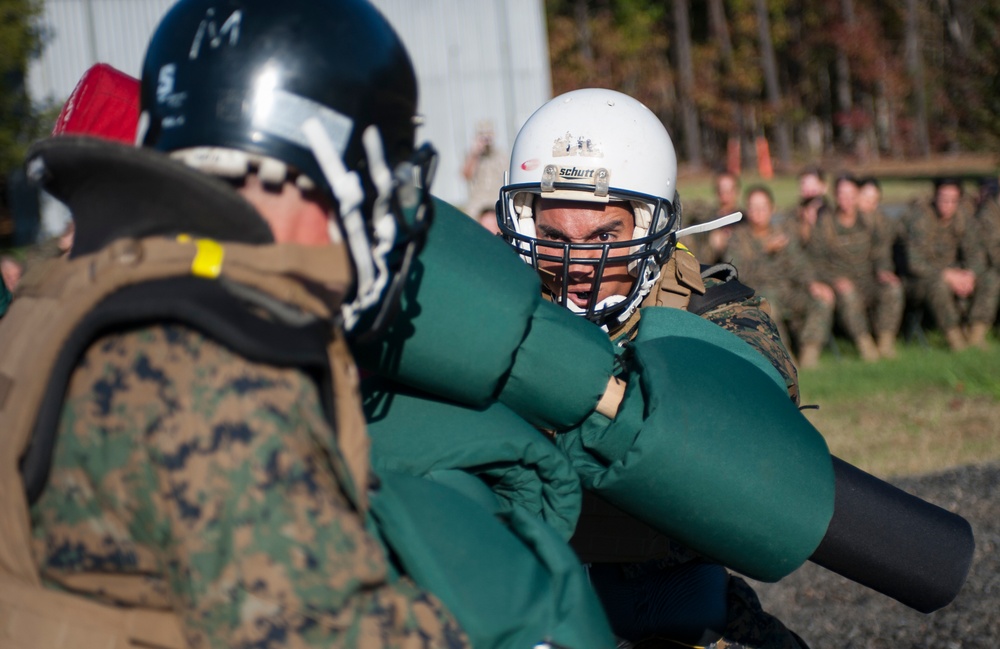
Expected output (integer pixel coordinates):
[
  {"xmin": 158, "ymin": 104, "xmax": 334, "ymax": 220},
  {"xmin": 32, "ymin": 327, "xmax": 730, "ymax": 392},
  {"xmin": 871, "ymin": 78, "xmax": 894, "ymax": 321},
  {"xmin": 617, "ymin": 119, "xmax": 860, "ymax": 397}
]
[
  {"xmin": 647, "ymin": 168, "xmax": 1000, "ymax": 369},
  {"xmin": 461, "ymin": 144, "xmax": 1000, "ymax": 372}
]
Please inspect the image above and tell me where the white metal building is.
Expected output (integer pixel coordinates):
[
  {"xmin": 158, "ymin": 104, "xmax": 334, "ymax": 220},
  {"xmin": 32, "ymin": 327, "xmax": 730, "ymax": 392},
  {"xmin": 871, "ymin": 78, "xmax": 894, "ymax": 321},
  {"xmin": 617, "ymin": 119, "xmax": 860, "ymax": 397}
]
[{"xmin": 27, "ymin": 0, "xmax": 552, "ymax": 208}]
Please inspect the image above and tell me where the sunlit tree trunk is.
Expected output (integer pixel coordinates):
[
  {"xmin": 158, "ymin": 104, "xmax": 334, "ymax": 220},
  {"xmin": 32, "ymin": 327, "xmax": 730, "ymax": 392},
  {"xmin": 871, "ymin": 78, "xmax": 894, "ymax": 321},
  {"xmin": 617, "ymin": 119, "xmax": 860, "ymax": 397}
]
[
  {"xmin": 673, "ymin": 0, "xmax": 703, "ymax": 168},
  {"xmin": 709, "ymin": 0, "xmax": 745, "ymax": 172},
  {"xmin": 755, "ymin": 0, "xmax": 791, "ymax": 169},
  {"xmin": 835, "ymin": 0, "xmax": 855, "ymax": 149},
  {"xmin": 905, "ymin": 0, "xmax": 930, "ymax": 155},
  {"xmin": 574, "ymin": 0, "xmax": 592, "ymax": 68}
]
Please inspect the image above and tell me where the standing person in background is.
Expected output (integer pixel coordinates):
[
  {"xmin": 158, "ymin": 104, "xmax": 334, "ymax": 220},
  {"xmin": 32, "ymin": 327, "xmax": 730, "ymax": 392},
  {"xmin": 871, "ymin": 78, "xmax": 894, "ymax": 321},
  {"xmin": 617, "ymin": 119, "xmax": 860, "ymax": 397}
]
[
  {"xmin": 727, "ymin": 185, "xmax": 835, "ymax": 369},
  {"xmin": 462, "ymin": 119, "xmax": 507, "ymax": 234},
  {"xmin": 906, "ymin": 178, "xmax": 1000, "ymax": 350},
  {"xmin": 809, "ymin": 174, "xmax": 904, "ymax": 361}
]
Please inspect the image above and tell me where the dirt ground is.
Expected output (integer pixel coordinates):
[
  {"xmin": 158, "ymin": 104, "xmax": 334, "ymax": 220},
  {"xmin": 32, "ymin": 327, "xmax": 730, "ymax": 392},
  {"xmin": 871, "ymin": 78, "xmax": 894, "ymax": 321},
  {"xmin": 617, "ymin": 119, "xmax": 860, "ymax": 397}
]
[{"xmin": 749, "ymin": 462, "xmax": 1000, "ymax": 649}]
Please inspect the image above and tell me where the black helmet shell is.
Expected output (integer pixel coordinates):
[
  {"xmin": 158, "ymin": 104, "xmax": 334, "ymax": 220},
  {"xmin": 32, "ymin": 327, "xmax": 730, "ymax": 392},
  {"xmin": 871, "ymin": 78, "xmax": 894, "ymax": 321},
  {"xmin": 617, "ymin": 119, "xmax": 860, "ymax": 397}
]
[{"xmin": 139, "ymin": 0, "xmax": 418, "ymax": 197}]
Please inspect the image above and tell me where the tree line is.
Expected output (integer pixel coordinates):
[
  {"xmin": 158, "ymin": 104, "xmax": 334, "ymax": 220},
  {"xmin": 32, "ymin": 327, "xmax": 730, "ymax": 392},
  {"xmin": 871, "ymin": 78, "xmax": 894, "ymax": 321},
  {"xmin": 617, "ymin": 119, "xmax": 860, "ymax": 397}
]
[{"xmin": 546, "ymin": 0, "xmax": 1000, "ymax": 172}]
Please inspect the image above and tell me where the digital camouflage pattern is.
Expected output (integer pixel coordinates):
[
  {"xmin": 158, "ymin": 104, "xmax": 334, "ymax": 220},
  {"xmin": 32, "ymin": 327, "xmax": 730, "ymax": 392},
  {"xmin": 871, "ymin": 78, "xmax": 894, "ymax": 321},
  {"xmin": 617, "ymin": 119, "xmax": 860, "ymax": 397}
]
[
  {"xmin": 978, "ymin": 196, "xmax": 1000, "ymax": 271},
  {"xmin": 726, "ymin": 225, "xmax": 834, "ymax": 352},
  {"xmin": 611, "ymin": 253, "xmax": 800, "ymax": 404},
  {"xmin": 30, "ymin": 323, "xmax": 467, "ymax": 649},
  {"xmin": 807, "ymin": 211, "xmax": 904, "ymax": 340},
  {"xmin": 905, "ymin": 200, "xmax": 1000, "ymax": 329},
  {"xmin": 699, "ymin": 281, "xmax": 800, "ymax": 406}
]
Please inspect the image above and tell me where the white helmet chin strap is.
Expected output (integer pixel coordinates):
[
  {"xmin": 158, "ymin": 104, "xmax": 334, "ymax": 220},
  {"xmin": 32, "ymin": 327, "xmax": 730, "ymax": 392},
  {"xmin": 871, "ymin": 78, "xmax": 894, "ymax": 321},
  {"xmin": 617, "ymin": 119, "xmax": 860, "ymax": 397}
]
[
  {"xmin": 608, "ymin": 261, "xmax": 659, "ymax": 329},
  {"xmin": 555, "ymin": 261, "xmax": 659, "ymax": 331},
  {"xmin": 302, "ymin": 118, "xmax": 398, "ymax": 330},
  {"xmin": 564, "ymin": 294, "xmax": 626, "ymax": 331}
]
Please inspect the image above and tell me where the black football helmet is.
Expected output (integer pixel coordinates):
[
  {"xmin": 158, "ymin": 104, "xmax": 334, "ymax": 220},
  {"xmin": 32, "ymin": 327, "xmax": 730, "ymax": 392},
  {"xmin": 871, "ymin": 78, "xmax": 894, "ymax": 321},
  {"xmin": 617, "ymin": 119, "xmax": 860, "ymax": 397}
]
[{"xmin": 139, "ymin": 0, "xmax": 437, "ymax": 333}]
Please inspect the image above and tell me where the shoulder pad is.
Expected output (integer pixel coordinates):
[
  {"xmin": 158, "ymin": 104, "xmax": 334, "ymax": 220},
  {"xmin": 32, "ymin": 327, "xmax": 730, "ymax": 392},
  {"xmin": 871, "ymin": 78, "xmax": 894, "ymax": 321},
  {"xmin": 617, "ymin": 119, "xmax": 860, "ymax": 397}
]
[{"xmin": 688, "ymin": 264, "xmax": 755, "ymax": 316}]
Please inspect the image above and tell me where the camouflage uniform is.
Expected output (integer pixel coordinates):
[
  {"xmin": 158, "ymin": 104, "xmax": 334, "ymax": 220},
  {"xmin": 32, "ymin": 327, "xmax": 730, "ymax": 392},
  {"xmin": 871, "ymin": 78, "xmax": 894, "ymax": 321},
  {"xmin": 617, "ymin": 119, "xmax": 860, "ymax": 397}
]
[
  {"xmin": 29, "ymin": 323, "xmax": 467, "ymax": 649},
  {"xmin": 610, "ymin": 248, "xmax": 799, "ymax": 405},
  {"xmin": 807, "ymin": 210, "xmax": 904, "ymax": 342},
  {"xmin": 905, "ymin": 200, "xmax": 1000, "ymax": 331},
  {"xmin": 778, "ymin": 197, "xmax": 832, "ymax": 249},
  {"xmin": 698, "ymin": 278, "xmax": 800, "ymax": 405},
  {"xmin": 726, "ymin": 223, "xmax": 834, "ymax": 355},
  {"xmin": 977, "ymin": 197, "xmax": 1000, "ymax": 322}
]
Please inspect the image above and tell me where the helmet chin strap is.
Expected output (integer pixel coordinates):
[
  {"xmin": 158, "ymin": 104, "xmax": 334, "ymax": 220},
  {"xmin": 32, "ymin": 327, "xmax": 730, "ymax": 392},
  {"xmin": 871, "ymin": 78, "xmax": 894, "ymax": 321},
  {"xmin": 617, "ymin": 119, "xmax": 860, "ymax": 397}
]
[
  {"xmin": 556, "ymin": 262, "xmax": 660, "ymax": 331},
  {"xmin": 564, "ymin": 294, "xmax": 626, "ymax": 331},
  {"xmin": 302, "ymin": 118, "xmax": 397, "ymax": 330}
]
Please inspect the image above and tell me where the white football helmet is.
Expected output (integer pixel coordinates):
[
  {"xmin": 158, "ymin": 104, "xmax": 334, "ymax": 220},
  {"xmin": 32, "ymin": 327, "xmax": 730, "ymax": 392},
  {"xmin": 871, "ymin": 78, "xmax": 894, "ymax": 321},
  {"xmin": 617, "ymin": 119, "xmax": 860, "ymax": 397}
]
[{"xmin": 499, "ymin": 88, "xmax": 680, "ymax": 328}]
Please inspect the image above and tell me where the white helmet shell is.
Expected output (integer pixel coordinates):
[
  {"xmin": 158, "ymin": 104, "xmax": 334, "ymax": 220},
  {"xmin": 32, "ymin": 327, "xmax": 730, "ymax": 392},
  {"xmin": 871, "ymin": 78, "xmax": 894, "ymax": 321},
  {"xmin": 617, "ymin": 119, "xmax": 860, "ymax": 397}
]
[
  {"xmin": 507, "ymin": 88, "xmax": 677, "ymax": 208},
  {"xmin": 499, "ymin": 88, "xmax": 681, "ymax": 328}
]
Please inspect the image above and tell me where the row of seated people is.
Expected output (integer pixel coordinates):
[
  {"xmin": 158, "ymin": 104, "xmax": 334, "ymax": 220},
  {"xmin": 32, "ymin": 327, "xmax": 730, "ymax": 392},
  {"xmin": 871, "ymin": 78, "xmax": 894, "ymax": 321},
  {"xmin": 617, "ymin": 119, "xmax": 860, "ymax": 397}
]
[{"xmin": 684, "ymin": 168, "xmax": 1000, "ymax": 368}]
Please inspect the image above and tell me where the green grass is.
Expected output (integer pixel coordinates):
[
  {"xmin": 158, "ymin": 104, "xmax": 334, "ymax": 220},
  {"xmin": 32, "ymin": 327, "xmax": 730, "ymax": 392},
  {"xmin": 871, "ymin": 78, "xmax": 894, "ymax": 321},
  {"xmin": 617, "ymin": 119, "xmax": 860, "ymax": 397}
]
[
  {"xmin": 794, "ymin": 336, "xmax": 1000, "ymax": 479},
  {"xmin": 801, "ymin": 335, "xmax": 1000, "ymax": 400},
  {"xmin": 676, "ymin": 172, "xmax": 930, "ymax": 213}
]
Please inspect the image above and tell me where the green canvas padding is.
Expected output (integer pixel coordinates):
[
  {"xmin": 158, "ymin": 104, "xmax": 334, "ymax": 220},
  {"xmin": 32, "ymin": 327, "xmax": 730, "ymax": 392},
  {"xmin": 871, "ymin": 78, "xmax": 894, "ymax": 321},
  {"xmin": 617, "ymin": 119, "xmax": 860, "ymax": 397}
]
[
  {"xmin": 559, "ymin": 322, "xmax": 835, "ymax": 582},
  {"xmin": 630, "ymin": 307, "xmax": 788, "ymax": 392},
  {"xmin": 364, "ymin": 378, "xmax": 582, "ymax": 540},
  {"xmin": 352, "ymin": 198, "xmax": 541, "ymax": 406},
  {"xmin": 369, "ymin": 469, "xmax": 615, "ymax": 649},
  {"xmin": 498, "ymin": 298, "xmax": 616, "ymax": 430}
]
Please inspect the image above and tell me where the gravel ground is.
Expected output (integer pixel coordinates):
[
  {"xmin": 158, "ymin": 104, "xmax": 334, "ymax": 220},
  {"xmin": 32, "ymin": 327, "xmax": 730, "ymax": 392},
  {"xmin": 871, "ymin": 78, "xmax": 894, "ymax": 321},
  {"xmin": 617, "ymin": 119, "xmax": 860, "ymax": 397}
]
[{"xmin": 749, "ymin": 462, "xmax": 1000, "ymax": 649}]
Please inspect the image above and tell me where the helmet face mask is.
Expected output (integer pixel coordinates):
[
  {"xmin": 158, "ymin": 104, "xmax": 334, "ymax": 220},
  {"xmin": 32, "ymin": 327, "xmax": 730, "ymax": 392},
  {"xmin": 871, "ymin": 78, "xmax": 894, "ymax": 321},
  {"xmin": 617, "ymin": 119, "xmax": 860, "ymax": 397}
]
[
  {"xmin": 500, "ymin": 184, "xmax": 677, "ymax": 323},
  {"xmin": 139, "ymin": 0, "xmax": 437, "ymax": 335},
  {"xmin": 499, "ymin": 88, "xmax": 681, "ymax": 328}
]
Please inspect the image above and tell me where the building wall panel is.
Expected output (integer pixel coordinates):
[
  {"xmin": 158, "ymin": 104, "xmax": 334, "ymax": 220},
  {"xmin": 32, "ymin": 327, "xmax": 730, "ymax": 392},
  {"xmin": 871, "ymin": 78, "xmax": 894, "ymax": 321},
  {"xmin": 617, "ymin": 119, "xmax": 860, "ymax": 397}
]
[{"xmin": 27, "ymin": 0, "xmax": 552, "ymax": 206}]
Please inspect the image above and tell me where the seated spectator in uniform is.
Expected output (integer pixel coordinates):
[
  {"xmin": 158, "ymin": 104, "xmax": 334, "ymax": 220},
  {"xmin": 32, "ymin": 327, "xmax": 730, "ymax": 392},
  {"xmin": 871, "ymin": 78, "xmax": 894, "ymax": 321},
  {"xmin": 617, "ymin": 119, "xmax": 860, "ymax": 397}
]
[
  {"xmin": 975, "ymin": 177, "xmax": 1000, "ymax": 319},
  {"xmin": 857, "ymin": 176, "xmax": 900, "ymax": 242},
  {"xmin": 727, "ymin": 185, "xmax": 835, "ymax": 369},
  {"xmin": 786, "ymin": 165, "xmax": 830, "ymax": 246},
  {"xmin": 904, "ymin": 178, "xmax": 1000, "ymax": 350},
  {"xmin": 809, "ymin": 174, "xmax": 904, "ymax": 361},
  {"xmin": 687, "ymin": 171, "xmax": 741, "ymax": 263}
]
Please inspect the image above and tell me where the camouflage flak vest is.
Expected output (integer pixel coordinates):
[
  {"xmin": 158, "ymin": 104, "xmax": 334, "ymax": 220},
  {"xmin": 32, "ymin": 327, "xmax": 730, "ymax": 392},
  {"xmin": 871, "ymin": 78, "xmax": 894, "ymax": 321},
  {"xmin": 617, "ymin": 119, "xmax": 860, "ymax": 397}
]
[{"xmin": 0, "ymin": 235, "xmax": 361, "ymax": 649}]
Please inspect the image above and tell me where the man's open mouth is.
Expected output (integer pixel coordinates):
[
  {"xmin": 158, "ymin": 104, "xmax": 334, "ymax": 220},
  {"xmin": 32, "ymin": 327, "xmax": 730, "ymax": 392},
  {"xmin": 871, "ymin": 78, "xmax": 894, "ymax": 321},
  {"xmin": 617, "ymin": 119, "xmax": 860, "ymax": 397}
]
[{"xmin": 567, "ymin": 290, "xmax": 594, "ymax": 308}]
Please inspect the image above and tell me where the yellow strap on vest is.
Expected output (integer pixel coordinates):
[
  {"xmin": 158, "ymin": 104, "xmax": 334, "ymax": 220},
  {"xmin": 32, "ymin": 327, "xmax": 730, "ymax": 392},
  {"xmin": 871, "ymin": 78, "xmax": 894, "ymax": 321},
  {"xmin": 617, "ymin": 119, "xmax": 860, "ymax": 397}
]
[
  {"xmin": 0, "ymin": 575, "xmax": 186, "ymax": 649},
  {"xmin": 177, "ymin": 235, "xmax": 224, "ymax": 279}
]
